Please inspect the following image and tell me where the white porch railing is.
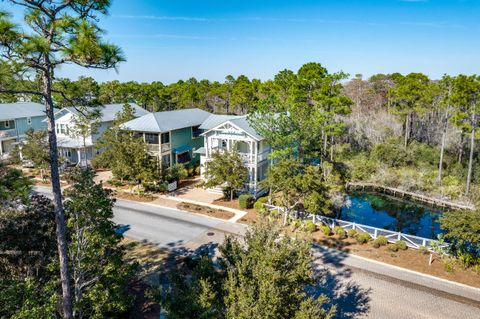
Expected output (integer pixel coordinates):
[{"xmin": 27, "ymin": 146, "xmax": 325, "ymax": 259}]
[
  {"xmin": 0, "ymin": 129, "xmax": 16, "ymax": 139},
  {"xmin": 264, "ymin": 204, "xmax": 442, "ymax": 251}
]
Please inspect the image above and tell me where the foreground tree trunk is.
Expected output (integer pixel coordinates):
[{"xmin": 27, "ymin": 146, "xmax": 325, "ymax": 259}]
[{"xmin": 43, "ymin": 72, "xmax": 74, "ymax": 319}]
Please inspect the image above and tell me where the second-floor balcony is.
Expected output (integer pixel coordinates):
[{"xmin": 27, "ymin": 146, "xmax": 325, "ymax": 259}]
[
  {"xmin": 146, "ymin": 142, "xmax": 171, "ymax": 154},
  {"xmin": 209, "ymin": 148, "xmax": 270, "ymax": 166},
  {"xmin": 0, "ymin": 129, "xmax": 17, "ymax": 139}
]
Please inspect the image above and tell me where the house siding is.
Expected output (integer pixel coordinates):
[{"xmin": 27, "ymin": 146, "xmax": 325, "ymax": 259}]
[
  {"xmin": 171, "ymin": 126, "xmax": 204, "ymax": 165},
  {"xmin": 16, "ymin": 116, "xmax": 47, "ymax": 137}
]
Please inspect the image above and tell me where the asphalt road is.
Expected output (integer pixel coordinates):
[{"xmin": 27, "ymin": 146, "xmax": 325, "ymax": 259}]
[{"xmin": 34, "ymin": 186, "xmax": 480, "ymax": 319}]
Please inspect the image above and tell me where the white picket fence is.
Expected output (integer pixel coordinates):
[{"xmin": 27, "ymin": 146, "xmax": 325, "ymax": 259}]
[{"xmin": 264, "ymin": 204, "xmax": 441, "ymax": 251}]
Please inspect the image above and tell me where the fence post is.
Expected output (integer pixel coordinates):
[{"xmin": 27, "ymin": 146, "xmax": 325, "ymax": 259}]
[
  {"xmin": 374, "ymin": 228, "xmax": 378, "ymax": 239},
  {"xmin": 422, "ymin": 239, "xmax": 426, "ymax": 247},
  {"xmin": 312, "ymin": 214, "xmax": 315, "ymax": 223},
  {"xmin": 397, "ymin": 233, "xmax": 401, "ymax": 241}
]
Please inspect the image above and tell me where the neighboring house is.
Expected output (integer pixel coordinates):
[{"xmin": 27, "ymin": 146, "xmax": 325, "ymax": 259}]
[
  {"xmin": 0, "ymin": 102, "xmax": 48, "ymax": 157},
  {"xmin": 121, "ymin": 108, "xmax": 211, "ymax": 168},
  {"xmin": 198, "ymin": 114, "xmax": 271, "ymax": 197},
  {"xmin": 54, "ymin": 103, "xmax": 149, "ymax": 166}
]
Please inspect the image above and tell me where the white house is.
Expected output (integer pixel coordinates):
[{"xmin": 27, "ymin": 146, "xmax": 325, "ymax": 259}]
[
  {"xmin": 54, "ymin": 103, "xmax": 149, "ymax": 166},
  {"xmin": 196, "ymin": 114, "xmax": 271, "ymax": 197}
]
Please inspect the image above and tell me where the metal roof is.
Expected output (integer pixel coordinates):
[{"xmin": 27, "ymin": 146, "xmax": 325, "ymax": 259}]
[
  {"xmin": 60, "ymin": 103, "xmax": 149, "ymax": 123},
  {"xmin": 0, "ymin": 102, "xmax": 46, "ymax": 120},
  {"xmin": 122, "ymin": 108, "xmax": 211, "ymax": 133},
  {"xmin": 200, "ymin": 114, "xmax": 264, "ymax": 141}
]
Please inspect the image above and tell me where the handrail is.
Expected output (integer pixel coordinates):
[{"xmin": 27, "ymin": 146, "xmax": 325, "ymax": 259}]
[{"xmin": 263, "ymin": 204, "xmax": 443, "ymax": 252}]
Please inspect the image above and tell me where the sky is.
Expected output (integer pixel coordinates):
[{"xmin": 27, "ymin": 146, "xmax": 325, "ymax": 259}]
[{"xmin": 3, "ymin": 0, "xmax": 480, "ymax": 83}]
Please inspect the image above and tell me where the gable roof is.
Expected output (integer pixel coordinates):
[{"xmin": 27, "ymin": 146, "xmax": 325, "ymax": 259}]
[
  {"xmin": 122, "ymin": 108, "xmax": 211, "ymax": 133},
  {"xmin": 0, "ymin": 102, "xmax": 46, "ymax": 120},
  {"xmin": 200, "ymin": 114, "xmax": 264, "ymax": 141},
  {"xmin": 57, "ymin": 103, "xmax": 149, "ymax": 123}
]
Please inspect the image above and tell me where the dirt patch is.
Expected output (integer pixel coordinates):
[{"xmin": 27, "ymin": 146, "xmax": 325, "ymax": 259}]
[
  {"xmin": 311, "ymin": 231, "xmax": 480, "ymax": 288},
  {"xmin": 177, "ymin": 202, "xmax": 235, "ymax": 220},
  {"xmin": 114, "ymin": 191, "xmax": 156, "ymax": 202}
]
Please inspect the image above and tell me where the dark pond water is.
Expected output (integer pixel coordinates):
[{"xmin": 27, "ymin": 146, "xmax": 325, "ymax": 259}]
[{"xmin": 339, "ymin": 192, "xmax": 444, "ymax": 239}]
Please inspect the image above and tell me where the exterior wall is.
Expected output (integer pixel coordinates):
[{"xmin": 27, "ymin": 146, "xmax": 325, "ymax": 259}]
[
  {"xmin": 171, "ymin": 126, "xmax": 204, "ymax": 165},
  {"xmin": 201, "ymin": 124, "xmax": 271, "ymax": 197},
  {"xmin": 16, "ymin": 116, "xmax": 47, "ymax": 140}
]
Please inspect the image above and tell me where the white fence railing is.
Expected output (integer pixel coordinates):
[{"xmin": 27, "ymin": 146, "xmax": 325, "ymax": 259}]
[{"xmin": 264, "ymin": 204, "xmax": 441, "ymax": 251}]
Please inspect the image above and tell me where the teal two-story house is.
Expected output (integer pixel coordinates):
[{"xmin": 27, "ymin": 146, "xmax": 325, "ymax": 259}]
[
  {"xmin": 0, "ymin": 102, "xmax": 48, "ymax": 157},
  {"xmin": 121, "ymin": 108, "xmax": 211, "ymax": 167}
]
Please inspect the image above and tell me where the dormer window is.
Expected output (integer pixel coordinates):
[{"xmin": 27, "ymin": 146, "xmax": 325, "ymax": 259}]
[{"xmin": 192, "ymin": 125, "xmax": 202, "ymax": 138}]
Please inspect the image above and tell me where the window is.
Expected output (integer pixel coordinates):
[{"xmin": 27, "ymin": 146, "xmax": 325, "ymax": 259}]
[
  {"xmin": 145, "ymin": 133, "xmax": 159, "ymax": 144},
  {"xmin": 56, "ymin": 124, "xmax": 60, "ymax": 134},
  {"xmin": 4, "ymin": 121, "xmax": 10, "ymax": 128},
  {"xmin": 177, "ymin": 151, "xmax": 191, "ymax": 164},
  {"xmin": 161, "ymin": 132, "xmax": 170, "ymax": 144},
  {"xmin": 221, "ymin": 140, "xmax": 227, "ymax": 148},
  {"xmin": 27, "ymin": 117, "xmax": 32, "ymax": 125},
  {"xmin": 161, "ymin": 154, "xmax": 171, "ymax": 167},
  {"xmin": 60, "ymin": 124, "xmax": 66, "ymax": 134},
  {"xmin": 192, "ymin": 125, "xmax": 202, "ymax": 138}
]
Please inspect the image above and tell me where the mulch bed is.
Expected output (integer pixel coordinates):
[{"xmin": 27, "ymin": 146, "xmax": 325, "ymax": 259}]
[
  {"xmin": 177, "ymin": 202, "xmax": 235, "ymax": 220},
  {"xmin": 114, "ymin": 191, "xmax": 156, "ymax": 202},
  {"xmin": 311, "ymin": 231, "xmax": 480, "ymax": 288}
]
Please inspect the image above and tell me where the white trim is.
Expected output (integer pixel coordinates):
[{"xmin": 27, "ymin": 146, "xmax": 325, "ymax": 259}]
[{"xmin": 201, "ymin": 120, "xmax": 261, "ymax": 141}]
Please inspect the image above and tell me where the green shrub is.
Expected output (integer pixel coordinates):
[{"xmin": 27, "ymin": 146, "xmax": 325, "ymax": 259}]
[
  {"xmin": 320, "ymin": 224, "xmax": 331, "ymax": 236},
  {"xmin": 333, "ymin": 226, "xmax": 345, "ymax": 236},
  {"xmin": 108, "ymin": 179, "xmax": 125, "ymax": 187},
  {"xmin": 372, "ymin": 236, "xmax": 388, "ymax": 248},
  {"xmin": 239, "ymin": 194, "xmax": 254, "ymax": 209},
  {"xmin": 395, "ymin": 240, "xmax": 408, "ymax": 251},
  {"xmin": 347, "ymin": 229, "xmax": 358, "ymax": 238},
  {"xmin": 253, "ymin": 196, "xmax": 268, "ymax": 212},
  {"xmin": 388, "ymin": 244, "xmax": 399, "ymax": 252},
  {"xmin": 291, "ymin": 219, "xmax": 301, "ymax": 230},
  {"xmin": 142, "ymin": 182, "xmax": 167, "ymax": 193},
  {"xmin": 419, "ymin": 246, "xmax": 429, "ymax": 255},
  {"xmin": 443, "ymin": 257, "xmax": 456, "ymax": 273},
  {"xmin": 356, "ymin": 232, "xmax": 371, "ymax": 244},
  {"xmin": 304, "ymin": 220, "xmax": 317, "ymax": 233}
]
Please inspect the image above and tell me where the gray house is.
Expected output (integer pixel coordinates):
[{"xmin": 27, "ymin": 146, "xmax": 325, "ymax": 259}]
[
  {"xmin": 54, "ymin": 103, "xmax": 149, "ymax": 165},
  {"xmin": 0, "ymin": 102, "xmax": 48, "ymax": 157}
]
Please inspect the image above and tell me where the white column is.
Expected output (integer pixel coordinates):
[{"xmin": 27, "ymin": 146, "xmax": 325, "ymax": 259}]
[
  {"xmin": 0, "ymin": 140, "xmax": 3, "ymax": 155},
  {"xmin": 76, "ymin": 149, "xmax": 82, "ymax": 166}
]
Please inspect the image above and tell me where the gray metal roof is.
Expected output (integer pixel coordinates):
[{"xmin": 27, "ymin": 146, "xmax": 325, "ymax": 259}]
[
  {"xmin": 200, "ymin": 114, "xmax": 264, "ymax": 141},
  {"xmin": 122, "ymin": 108, "xmax": 211, "ymax": 133},
  {"xmin": 61, "ymin": 103, "xmax": 149, "ymax": 123},
  {"xmin": 0, "ymin": 102, "xmax": 46, "ymax": 120}
]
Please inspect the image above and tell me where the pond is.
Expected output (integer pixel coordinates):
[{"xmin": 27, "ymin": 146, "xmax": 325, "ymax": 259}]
[{"xmin": 339, "ymin": 192, "xmax": 444, "ymax": 239}]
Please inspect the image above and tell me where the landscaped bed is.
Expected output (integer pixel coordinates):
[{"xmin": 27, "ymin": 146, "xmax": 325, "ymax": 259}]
[
  {"xmin": 310, "ymin": 229, "xmax": 480, "ymax": 288},
  {"xmin": 177, "ymin": 202, "xmax": 235, "ymax": 220},
  {"xmin": 114, "ymin": 190, "xmax": 156, "ymax": 202}
]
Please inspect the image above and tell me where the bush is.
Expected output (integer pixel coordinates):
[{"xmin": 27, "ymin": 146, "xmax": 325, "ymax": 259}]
[
  {"xmin": 395, "ymin": 240, "xmax": 408, "ymax": 251},
  {"xmin": 107, "ymin": 179, "xmax": 125, "ymax": 187},
  {"xmin": 320, "ymin": 224, "xmax": 331, "ymax": 236},
  {"xmin": 142, "ymin": 182, "xmax": 167, "ymax": 193},
  {"xmin": 388, "ymin": 243, "xmax": 399, "ymax": 252},
  {"xmin": 419, "ymin": 246, "xmax": 430, "ymax": 255},
  {"xmin": 372, "ymin": 236, "xmax": 388, "ymax": 248},
  {"xmin": 443, "ymin": 257, "xmax": 456, "ymax": 273},
  {"xmin": 239, "ymin": 194, "xmax": 254, "ymax": 209},
  {"xmin": 333, "ymin": 226, "xmax": 345, "ymax": 236},
  {"xmin": 347, "ymin": 229, "xmax": 358, "ymax": 238},
  {"xmin": 304, "ymin": 220, "xmax": 317, "ymax": 233},
  {"xmin": 253, "ymin": 197, "xmax": 268, "ymax": 212},
  {"xmin": 290, "ymin": 219, "xmax": 301, "ymax": 230},
  {"xmin": 356, "ymin": 232, "xmax": 371, "ymax": 244}
]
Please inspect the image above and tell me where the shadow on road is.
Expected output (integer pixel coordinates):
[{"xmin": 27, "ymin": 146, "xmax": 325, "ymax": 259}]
[{"xmin": 311, "ymin": 245, "xmax": 372, "ymax": 319}]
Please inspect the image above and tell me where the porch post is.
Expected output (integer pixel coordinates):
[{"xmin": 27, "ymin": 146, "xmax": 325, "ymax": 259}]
[
  {"xmin": 76, "ymin": 149, "xmax": 81, "ymax": 166},
  {"xmin": 0, "ymin": 140, "xmax": 3, "ymax": 155}
]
